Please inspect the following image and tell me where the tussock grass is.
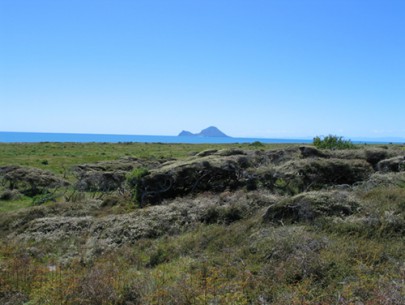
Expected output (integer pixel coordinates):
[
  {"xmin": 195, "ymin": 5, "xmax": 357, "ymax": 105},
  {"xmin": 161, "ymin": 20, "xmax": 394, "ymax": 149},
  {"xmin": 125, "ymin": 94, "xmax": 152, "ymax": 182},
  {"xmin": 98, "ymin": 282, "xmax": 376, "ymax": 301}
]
[{"xmin": 0, "ymin": 143, "xmax": 404, "ymax": 304}]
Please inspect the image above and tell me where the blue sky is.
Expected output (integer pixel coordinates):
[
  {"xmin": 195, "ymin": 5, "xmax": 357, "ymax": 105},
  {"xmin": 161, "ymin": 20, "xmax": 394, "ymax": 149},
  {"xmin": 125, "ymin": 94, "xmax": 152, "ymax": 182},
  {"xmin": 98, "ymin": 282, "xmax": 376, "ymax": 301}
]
[{"xmin": 1, "ymin": 0, "xmax": 404, "ymax": 139}]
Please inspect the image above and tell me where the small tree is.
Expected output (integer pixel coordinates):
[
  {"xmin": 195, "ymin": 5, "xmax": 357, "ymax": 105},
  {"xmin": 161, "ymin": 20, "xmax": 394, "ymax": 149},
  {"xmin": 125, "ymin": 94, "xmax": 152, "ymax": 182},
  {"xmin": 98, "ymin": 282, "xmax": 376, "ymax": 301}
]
[{"xmin": 313, "ymin": 135, "xmax": 355, "ymax": 150}]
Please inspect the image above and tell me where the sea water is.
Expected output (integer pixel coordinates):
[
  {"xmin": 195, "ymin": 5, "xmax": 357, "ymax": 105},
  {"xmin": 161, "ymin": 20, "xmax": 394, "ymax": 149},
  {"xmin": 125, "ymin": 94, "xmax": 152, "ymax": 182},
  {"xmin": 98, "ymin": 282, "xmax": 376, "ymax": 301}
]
[{"xmin": 0, "ymin": 132, "xmax": 312, "ymax": 144}]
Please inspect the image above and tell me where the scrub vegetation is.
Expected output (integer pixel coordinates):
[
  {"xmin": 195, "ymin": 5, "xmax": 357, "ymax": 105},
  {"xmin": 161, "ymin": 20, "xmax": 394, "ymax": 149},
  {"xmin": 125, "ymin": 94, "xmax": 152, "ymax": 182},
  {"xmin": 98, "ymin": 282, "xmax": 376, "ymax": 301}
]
[
  {"xmin": 313, "ymin": 135, "xmax": 355, "ymax": 150},
  {"xmin": 0, "ymin": 141, "xmax": 405, "ymax": 304}
]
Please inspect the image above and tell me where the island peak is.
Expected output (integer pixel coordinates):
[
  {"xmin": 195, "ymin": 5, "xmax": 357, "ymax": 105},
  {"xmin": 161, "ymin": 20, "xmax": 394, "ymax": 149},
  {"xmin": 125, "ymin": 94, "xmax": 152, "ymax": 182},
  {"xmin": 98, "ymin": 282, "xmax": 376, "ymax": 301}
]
[{"xmin": 178, "ymin": 126, "xmax": 230, "ymax": 138}]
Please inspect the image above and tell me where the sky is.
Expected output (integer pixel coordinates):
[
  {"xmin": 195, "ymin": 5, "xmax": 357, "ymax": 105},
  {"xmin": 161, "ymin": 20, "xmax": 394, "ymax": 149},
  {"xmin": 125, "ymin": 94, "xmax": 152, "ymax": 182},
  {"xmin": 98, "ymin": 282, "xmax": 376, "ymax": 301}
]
[{"xmin": 0, "ymin": 0, "xmax": 404, "ymax": 139}]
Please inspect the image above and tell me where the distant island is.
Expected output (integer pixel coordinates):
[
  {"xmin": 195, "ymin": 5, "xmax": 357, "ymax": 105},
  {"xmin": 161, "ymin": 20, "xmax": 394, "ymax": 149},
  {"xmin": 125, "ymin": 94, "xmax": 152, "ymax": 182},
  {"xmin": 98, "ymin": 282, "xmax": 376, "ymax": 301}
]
[{"xmin": 178, "ymin": 126, "xmax": 230, "ymax": 138}]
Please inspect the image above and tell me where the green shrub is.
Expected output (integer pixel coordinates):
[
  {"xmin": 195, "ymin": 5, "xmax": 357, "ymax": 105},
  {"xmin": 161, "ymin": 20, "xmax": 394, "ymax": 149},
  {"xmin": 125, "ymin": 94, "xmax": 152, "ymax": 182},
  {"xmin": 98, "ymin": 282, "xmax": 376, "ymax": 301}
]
[
  {"xmin": 126, "ymin": 168, "xmax": 149, "ymax": 187},
  {"xmin": 147, "ymin": 246, "xmax": 171, "ymax": 267},
  {"xmin": 32, "ymin": 192, "xmax": 57, "ymax": 205},
  {"xmin": 313, "ymin": 135, "xmax": 355, "ymax": 150},
  {"xmin": 126, "ymin": 167, "xmax": 149, "ymax": 205},
  {"xmin": 249, "ymin": 141, "xmax": 265, "ymax": 148}
]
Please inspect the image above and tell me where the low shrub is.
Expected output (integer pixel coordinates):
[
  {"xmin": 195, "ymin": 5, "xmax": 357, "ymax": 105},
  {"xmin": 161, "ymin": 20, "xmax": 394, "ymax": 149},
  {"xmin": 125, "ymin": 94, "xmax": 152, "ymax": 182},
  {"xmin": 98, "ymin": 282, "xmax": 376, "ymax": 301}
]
[
  {"xmin": 249, "ymin": 141, "xmax": 265, "ymax": 148},
  {"xmin": 0, "ymin": 189, "xmax": 22, "ymax": 201},
  {"xmin": 313, "ymin": 135, "xmax": 355, "ymax": 150},
  {"xmin": 32, "ymin": 192, "xmax": 58, "ymax": 205},
  {"xmin": 126, "ymin": 167, "xmax": 149, "ymax": 205}
]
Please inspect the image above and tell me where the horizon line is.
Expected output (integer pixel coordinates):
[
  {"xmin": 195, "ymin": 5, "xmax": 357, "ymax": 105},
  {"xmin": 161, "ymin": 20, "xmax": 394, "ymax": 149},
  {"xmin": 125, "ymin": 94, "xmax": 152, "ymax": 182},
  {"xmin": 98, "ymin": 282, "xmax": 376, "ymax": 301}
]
[{"xmin": 1, "ymin": 130, "xmax": 405, "ymax": 142}]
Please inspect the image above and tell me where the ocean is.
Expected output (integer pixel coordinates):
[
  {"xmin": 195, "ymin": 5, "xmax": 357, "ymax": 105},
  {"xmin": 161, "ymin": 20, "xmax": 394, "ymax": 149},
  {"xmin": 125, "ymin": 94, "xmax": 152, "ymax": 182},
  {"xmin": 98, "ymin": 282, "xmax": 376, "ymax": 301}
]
[{"xmin": 0, "ymin": 132, "xmax": 312, "ymax": 144}]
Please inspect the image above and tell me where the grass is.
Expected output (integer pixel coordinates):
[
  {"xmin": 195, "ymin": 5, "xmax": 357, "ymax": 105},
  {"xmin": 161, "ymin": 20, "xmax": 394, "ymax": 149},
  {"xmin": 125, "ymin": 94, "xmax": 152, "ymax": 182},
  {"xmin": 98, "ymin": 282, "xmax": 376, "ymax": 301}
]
[
  {"xmin": 0, "ymin": 142, "xmax": 404, "ymax": 304},
  {"xmin": 1, "ymin": 216, "xmax": 403, "ymax": 304},
  {"xmin": 0, "ymin": 142, "xmax": 295, "ymax": 175},
  {"xmin": 0, "ymin": 196, "xmax": 32, "ymax": 212}
]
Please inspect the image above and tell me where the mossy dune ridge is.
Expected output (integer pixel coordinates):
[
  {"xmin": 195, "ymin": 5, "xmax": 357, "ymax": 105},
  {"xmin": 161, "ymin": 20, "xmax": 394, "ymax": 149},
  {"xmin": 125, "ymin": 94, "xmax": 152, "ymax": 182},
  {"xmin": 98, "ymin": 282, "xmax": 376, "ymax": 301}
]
[{"xmin": 1, "ymin": 143, "xmax": 405, "ymax": 304}]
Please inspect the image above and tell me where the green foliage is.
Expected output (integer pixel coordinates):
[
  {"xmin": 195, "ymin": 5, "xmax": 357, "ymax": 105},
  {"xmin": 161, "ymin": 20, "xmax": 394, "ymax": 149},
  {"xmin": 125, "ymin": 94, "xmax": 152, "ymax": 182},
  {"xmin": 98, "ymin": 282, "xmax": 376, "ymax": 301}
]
[
  {"xmin": 0, "ymin": 195, "xmax": 31, "ymax": 212},
  {"xmin": 249, "ymin": 141, "xmax": 265, "ymax": 148},
  {"xmin": 1, "ymin": 215, "xmax": 404, "ymax": 304},
  {"xmin": 126, "ymin": 167, "xmax": 149, "ymax": 188},
  {"xmin": 0, "ymin": 142, "xmax": 292, "ymax": 176},
  {"xmin": 31, "ymin": 192, "xmax": 57, "ymax": 205},
  {"xmin": 1, "ymin": 142, "xmax": 405, "ymax": 304},
  {"xmin": 126, "ymin": 167, "xmax": 149, "ymax": 205},
  {"xmin": 147, "ymin": 245, "xmax": 172, "ymax": 267},
  {"xmin": 313, "ymin": 134, "xmax": 355, "ymax": 149}
]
